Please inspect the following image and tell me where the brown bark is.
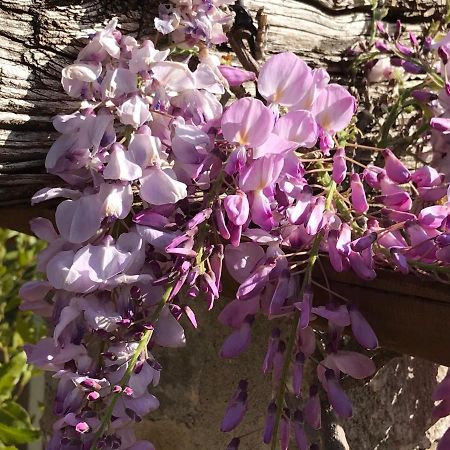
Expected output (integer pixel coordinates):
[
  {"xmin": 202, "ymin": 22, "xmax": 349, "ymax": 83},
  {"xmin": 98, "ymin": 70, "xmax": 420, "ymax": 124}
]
[{"xmin": 0, "ymin": 0, "xmax": 446, "ymax": 220}]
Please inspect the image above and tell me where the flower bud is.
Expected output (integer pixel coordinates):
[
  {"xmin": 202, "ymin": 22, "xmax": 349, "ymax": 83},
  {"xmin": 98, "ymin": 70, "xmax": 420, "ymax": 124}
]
[
  {"xmin": 304, "ymin": 385, "xmax": 321, "ymax": 430},
  {"xmin": 220, "ymin": 315, "xmax": 254, "ymax": 358},
  {"xmin": 348, "ymin": 304, "xmax": 378, "ymax": 349},
  {"xmin": 411, "ymin": 89, "xmax": 438, "ymax": 103},
  {"xmin": 294, "ymin": 410, "xmax": 308, "ymax": 450},
  {"xmin": 219, "ymin": 65, "xmax": 256, "ymax": 87},
  {"xmin": 324, "ymin": 369, "xmax": 353, "ymax": 418},
  {"xmin": 431, "ymin": 117, "xmax": 450, "ymax": 134},
  {"xmin": 292, "ymin": 352, "xmax": 305, "ymax": 396},
  {"xmin": 374, "ymin": 39, "xmax": 390, "ymax": 52},
  {"xmin": 409, "ymin": 31, "xmax": 419, "ymax": 47},
  {"xmin": 220, "ymin": 389, "xmax": 247, "ymax": 432},
  {"xmin": 332, "ymin": 148, "xmax": 347, "ymax": 184},
  {"xmin": 382, "ymin": 148, "xmax": 411, "ymax": 183},
  {"xmin": 280, "ymin": 409, "xmax": 291, "ymax": 450},
  {"xmin": 350, "ymin": 173, "xmax": 368, "ymax": 214},
  {"xmin": 263, "ymin": 327, "xmax": 281, "ymax": 374},
  {"xmin": 350, "ymin": 232, "xmax": 377, "ymax": 253},
  {"xmin": 390, "ymin": 248, "xmax": 409, "ymax": 274},
  {"xmin": 395, "ymin": 42, "xmax": 413, "ymax": 56},
  {"xmin": 402, "ymin": 61, "xmax": 425, "ymax": 74},
  {"xmin": 263, "ymin": 401, "xmax": 277, "ymax": 444}
]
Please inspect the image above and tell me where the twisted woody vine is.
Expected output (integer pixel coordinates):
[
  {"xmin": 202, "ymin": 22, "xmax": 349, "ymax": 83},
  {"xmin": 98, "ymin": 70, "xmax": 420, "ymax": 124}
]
[{"xmin": 17, "ymin": 1, "xmax": 450, "ymax": 449}]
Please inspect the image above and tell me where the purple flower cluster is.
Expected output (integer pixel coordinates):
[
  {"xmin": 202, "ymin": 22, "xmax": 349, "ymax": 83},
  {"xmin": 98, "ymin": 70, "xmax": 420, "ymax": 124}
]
[
  {"xmin": 19, "ymin": 17, "xmax": 450, "ymax": 450},
  {"xmin": 155, "ymin": 0, "xmax": 235, "ymax": 47}
]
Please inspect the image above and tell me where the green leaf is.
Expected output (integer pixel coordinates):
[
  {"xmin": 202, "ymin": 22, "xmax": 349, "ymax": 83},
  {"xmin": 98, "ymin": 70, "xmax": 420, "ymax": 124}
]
[
  {"xmin": 0, "ymin": 401, "xmax": 40, "ymax": 445},
  {"xmin": 0, "ymin": 352, "xmax": 27, "ymax": 402},
  {"xmin": 0, "ymin": 443, "xmax": 18, "ymax": 450}
]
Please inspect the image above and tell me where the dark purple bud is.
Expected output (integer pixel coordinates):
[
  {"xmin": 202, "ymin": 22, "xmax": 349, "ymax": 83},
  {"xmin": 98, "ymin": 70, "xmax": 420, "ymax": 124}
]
[
  {"xmin": 408, "ymin": 31, "xmax": 418, "ymax": 47},
  {"xmin": 263, "ymin": 402, "xmax": 277, "ymax": 444},
  {"xmin": 382, "ymin": 148, "xmax": 411, "ymax": 183},
  {"xmin": 446, "ymin": 82, "xmax": 450, "ymax": 97},
  {"xmin": 375, "ymin": 39, "xmax": 390, "ymax": 53},
  {"xmin": 220, "ymin": 316, "xmax": 254, "ymax": 358},
  {"xmin": 324, "ymin": 369, "xmax": 353, "ymax": 418},
  {"xmin": 294, "ymin": 410, "xmax": 308, "ymax": 450},
  {"xmin": 310, "ymin": 444, "xmax": 320, "ymax": 450},
  {"xmin": 348, "ymin": 304, "xmax": 378, "ymax": 349},
  {"xmin": 269, "ymin": 269, "xmax": 290, "ymax": 316},
  {"xmin": 390, "ymin": 56, "xmax": 403, "ymax": 67},
  {"xmin": 332, "ymin": 148, "xmax": 347, "ymax": 184},
  {"xmin": 439, "ymin": 45, "xmax": 450, "ymax": 65},
  {"xmin": 293, "ymin": 352, "xmax": 305, "ymax": 397},
  {"xmin": 411, "ymin": 89, "xmax": 438, "ymax": 103},
  {"xmin": 272, "ymin": 341, "xmax": 286, "ymax": 388},
  {"xmin": 263, "ymin": 327, "xmax": 281, "ymax": 374},
  {"xmin": 280, "ymin": 409, "xmax": 291, "ymax": 450},
  {"xmin": 220, "ymin": 390, "xmax": 247, "ymax": 432},
  {"xmin": 299, "ymin": 286, "xmax": 314, "ymax": 329},
  {"xmin": 226, "ymin": 437, "xmax": 240, "ymax": 450},
  {"xmin": 402, "ymin": 61, "xmax": 425, "ymax": 74},
  {"xmin": 350, "ymin": 232, "xmax": 377, "ymax": 253},
  {"xmin": 304, "ymin": 385, "xmax": 321, "ymax": 430},
  {"xmin": 395, "ymin": 41, "xmax": 413, "ymax": 56},
  {"xmin": 436, "ymin": 233, "xmax": 450, "ymax": 247}
]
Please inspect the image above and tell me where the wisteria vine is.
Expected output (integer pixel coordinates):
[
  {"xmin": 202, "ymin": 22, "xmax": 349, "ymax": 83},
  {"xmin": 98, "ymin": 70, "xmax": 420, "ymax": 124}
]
[{"xmin": 18, "ymin": 4, "xmax": 450, "ymax": 450}]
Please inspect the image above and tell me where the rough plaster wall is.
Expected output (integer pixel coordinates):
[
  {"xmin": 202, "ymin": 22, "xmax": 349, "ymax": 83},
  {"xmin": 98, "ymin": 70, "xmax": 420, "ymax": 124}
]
[{"xmin": 128, "ymin": 303, "xmax": 450, "ymax": 450}]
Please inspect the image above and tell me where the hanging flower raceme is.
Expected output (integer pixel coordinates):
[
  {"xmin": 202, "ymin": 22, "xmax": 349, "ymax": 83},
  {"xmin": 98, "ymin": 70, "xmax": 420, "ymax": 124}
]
[{"xmin": 18, "ymin": 15, "xmax": 450, "ymax": 450}]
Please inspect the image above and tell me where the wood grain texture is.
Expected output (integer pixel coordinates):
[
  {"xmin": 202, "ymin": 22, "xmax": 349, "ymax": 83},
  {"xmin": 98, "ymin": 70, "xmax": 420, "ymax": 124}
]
[{"xmin": 0, "ymin": 0, "xmax": 446, "ymax": 213}]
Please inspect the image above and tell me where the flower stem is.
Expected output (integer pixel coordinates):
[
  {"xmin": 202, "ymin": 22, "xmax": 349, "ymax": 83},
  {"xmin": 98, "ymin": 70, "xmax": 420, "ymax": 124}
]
[
  {"xmin": 270, "ymin": 182, "xmax": 336, "ymax": 450},
  {"xmin": 89, "ymin": 281, "xmax": 175, "ymax": 450}
]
